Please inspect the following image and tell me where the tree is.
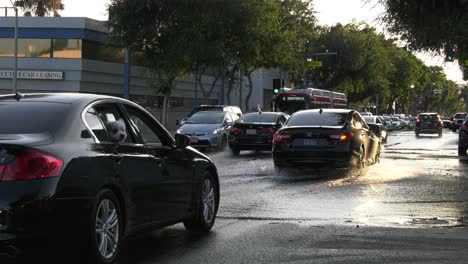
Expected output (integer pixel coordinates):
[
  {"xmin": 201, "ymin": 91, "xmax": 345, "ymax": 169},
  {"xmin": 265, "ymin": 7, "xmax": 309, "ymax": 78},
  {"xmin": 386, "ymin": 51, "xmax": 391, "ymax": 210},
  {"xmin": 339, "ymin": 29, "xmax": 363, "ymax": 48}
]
[
  {"xmin": 379, "ymin": 0, "xmax": 468, "ymax": 80},
  {"xmin": 15, "ymin": 0, "xmax": 64, "ymax": 17}
]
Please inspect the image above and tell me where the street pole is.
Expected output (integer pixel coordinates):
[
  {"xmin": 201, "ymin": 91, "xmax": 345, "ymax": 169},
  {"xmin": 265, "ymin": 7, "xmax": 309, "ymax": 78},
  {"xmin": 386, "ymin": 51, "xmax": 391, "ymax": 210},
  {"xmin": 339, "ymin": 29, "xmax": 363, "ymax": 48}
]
[{"xmin": 13, "ymin": 6, "xmax": 18, "ymax": 94}]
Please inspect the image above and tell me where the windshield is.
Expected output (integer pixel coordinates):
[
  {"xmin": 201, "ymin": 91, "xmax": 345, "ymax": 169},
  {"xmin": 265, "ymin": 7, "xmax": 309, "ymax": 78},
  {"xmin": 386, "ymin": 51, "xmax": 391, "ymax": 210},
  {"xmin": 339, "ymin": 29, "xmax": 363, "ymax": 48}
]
[
  {"xmin": 186, "ymin": 112, "xmax": 225, "ymax": 124},
  {"xmin": 238, "ymin": 113, "xmax": 277, "ymax": 123},
  {"xmin": 287, "ymin": 111, "xmax": 347, "ymax": 126},
  {"xmin": 363, "ymin": 116, "xmax": 375, "ymax": 124}
]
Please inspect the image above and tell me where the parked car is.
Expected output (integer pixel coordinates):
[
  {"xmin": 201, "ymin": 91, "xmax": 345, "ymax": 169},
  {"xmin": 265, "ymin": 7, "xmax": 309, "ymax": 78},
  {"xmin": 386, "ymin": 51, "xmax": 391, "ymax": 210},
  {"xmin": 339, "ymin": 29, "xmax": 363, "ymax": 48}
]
[
  {"xmin": 363, "ymin": 115, "xmax": 388, "ymax": 143},
  {"xmin": 177, "ymin": 105, "xmax": 242, "ymax": 127},
  {"xmin": 415, "ymin": 113, "xmax": 442, "ymax": 137},
  {"xmin": 390, "ymin": 116, "xmax": 402, "ymax": 130},
  {"xmin": 458, "ymin": 116, "xmax": 468, "ymax": 155},
  {"xmin": 272, "ymin": 109, "xmax": 380, "ymax": 173},
  {"xmin": 228, "ymin": 112, "xmax": 289, "ymax": 155},
  {"xmin": 451, "ymin": 112, "xmax": 467, "ymax": 132},
  {"xmin": 0, "ymin": 93, "xmax": 220, "ymax": 264},
  {"xmin": 177, "ymin": 111, "xmax": 239, "ymax": 149}
]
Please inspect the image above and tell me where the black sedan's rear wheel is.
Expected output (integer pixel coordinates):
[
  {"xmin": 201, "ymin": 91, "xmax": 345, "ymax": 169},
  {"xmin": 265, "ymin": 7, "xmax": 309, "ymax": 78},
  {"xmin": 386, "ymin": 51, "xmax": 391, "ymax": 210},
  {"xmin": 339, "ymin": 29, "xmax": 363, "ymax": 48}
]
[
  {"xmin": 89, "ymin": 189, "xmax": 123, "ymax": 264},
  {"xmin": 349, "ymin": 145, "xmax": 365, "ymax": 169},
  {"xmin": 184, "ymin": 171, "xmax": 219, "ymax": 234},
  {"xmin": 458, "ymin": 145, "xmax": 467, "ymax": 156},
  {"xmin": 231, "ymin": 148, "xmax": 240, "ymax": 156}
]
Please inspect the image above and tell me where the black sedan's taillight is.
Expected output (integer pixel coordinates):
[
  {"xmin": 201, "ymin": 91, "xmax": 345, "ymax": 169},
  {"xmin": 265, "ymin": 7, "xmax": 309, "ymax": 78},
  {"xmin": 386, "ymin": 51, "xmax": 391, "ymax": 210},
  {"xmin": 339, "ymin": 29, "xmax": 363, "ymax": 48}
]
[{"xmin": 0, "ymin": 149, "xmax": 63, "ymax": 181}]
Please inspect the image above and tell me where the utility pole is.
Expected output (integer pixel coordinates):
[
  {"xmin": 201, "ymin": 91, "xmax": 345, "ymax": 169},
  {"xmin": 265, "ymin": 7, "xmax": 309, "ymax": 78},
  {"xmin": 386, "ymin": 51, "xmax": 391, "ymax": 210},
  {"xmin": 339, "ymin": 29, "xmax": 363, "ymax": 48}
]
[{"xmin": 3, "ymin": 2, "xmax": 19, "ymax": 94}]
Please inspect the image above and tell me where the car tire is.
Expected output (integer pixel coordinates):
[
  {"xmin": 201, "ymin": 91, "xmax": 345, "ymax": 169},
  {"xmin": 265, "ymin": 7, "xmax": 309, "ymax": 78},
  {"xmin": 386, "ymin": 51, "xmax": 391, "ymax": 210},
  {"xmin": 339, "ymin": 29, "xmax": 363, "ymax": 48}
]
[
  {"xmin": 231, "ymin": 148, "xmax": 240, "ymax": 156},
  {"xmin": 458, "ymin": 145, "xmax": 467, "ymax": 156},
  {"xmin": 217, "ymin": 136, "xmax": 227, "ymax": 151},
  {"xmin": 274, "ymin": 165, "xmax": 284, "ymax": 176},
  {"xmin": 350, "ymin": 145, "xmax": 365, "ymax": 169},
  {"xmin": 184, "ymin": 171, "xmax": 219, "ymax": 234},
  {"xmin": 88, "ymin": 189, "xmax": 123, "ymax": 264}
]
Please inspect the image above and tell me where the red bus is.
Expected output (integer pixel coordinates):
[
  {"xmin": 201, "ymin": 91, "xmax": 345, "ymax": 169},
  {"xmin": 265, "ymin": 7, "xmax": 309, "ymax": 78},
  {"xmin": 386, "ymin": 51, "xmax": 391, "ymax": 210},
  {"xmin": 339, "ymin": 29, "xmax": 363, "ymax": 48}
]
[{"xmin": 274, "ymin": 87, "xmax": 347, "ymax": 114}]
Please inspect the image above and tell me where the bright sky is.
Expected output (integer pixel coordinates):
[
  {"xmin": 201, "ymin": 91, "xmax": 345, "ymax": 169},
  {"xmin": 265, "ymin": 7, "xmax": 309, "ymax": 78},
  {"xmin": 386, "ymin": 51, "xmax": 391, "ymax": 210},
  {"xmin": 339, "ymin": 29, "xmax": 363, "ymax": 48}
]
[{"xmin": 1, "ymin": 0, "xmax": 465, "ymax": 84}]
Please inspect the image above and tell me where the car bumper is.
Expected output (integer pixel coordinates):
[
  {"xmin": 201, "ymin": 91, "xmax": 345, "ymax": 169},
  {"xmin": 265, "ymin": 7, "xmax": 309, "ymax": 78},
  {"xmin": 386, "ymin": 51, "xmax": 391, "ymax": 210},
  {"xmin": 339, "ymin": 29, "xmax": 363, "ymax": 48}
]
[
  {"xmin": 415, "ymin": 127, "xmax": 441, "ymax": 133},
  {"xmin": 273, "ymin": 146, "xmax": 352, "ymax": 167},
  {"xmin": 229, "ymin": 136, "xmax": 273, "ymax": 150},
  {"xmin": 0, "ymin": 178, "xmax": 93, "ymax": 243},
  {"xmin": 186, "ymin": 134, "xmax": 222, "ymax": 148}
]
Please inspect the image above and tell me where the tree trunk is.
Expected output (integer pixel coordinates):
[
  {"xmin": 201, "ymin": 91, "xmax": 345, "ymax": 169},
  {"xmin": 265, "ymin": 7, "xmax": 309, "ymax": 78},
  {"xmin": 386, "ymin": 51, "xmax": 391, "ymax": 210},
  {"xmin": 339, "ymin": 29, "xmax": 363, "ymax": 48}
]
[
  {"xmin": 161, "ymin": 92, "xmax": 170, "ymax": 127},
  {"xmin": 245, "ymin": 72, "xmax": 253, "ymax": 112},
  {"xmin": 227, "ymin": 78, "xmax": 233, "ymax": 105}
]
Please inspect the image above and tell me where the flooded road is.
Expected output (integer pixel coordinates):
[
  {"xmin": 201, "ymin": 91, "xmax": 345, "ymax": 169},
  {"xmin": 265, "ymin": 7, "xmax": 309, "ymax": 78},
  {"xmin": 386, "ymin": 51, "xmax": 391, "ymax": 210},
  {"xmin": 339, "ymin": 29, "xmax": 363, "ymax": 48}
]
[{"xmin": 211, "ymin": 128, "xmax": 468, "ymax": 228}]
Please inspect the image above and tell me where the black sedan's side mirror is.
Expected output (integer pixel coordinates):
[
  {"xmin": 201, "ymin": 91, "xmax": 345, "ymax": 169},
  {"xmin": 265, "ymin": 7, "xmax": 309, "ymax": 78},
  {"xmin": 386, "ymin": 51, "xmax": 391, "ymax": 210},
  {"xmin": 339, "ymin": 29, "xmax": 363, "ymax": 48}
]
[{"xmin": 175, "ymin": 134, "xmax": 190, "ymax": 148}]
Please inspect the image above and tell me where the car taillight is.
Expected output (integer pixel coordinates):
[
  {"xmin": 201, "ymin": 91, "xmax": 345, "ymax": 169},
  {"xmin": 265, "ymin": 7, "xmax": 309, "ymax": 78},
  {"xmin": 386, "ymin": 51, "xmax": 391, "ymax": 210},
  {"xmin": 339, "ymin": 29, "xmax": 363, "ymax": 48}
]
[
  {"xmin": 1, "ymin": 149, "xmax": 63, "ymax": 181},
  {"xmin": 328, "ymin": 132, "xmax": 353, "ymax": 144},
  {"xmin": 229, "ymin": 127, "xmax": 241, "ymax": 135},
  {"xmin": 273, "ymin": 132, "xmax": 293, "ymax": 143},
  {"xmin": 261, "ymin": 127, "xmax": 277, "ymax": 134}
]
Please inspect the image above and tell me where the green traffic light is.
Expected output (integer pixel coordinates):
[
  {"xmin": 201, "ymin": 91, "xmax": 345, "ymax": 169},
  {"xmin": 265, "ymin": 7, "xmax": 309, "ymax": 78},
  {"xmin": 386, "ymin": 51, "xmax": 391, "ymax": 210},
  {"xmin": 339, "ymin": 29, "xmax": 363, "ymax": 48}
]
[
  {"xmin": 447, "ymin": 56, "xmax": 453, "ymax": 61},
  {"xmin": 273, "ymin": 88, "xmax": 279, "ymax": 94}
]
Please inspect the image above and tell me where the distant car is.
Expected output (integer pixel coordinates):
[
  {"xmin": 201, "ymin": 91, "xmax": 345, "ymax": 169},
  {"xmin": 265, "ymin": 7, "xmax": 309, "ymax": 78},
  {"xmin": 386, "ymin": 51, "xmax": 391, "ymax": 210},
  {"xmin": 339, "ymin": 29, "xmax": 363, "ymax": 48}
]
[
  {"xmin": 228, "ymin": 112, "xmax": 289, "ymax": 155},
  {"xmin": 363, "ymin": 116, "xmax": 388, "ymax": 143},
  {"xmin": 390, "ymin": 117, "xmax": 402, "ymax": 130},
  {"xmin": 177, "ymin": 105, "xmax": 242, "ymax": 127},
  {"xmin": 442, "ymin": 118, "xmax": 452, "ymax": 128},
  {"xmin": 382, "ymin": 116, "xmax": 393, "ymax": 131},
  {"xmin": 451, "ymin": 112, "xmax": 467, "ymax": 132},
  {"xmin": 272, "ymin": 109, "xmax": 380, "ymax": 173},
  {"xmin": 458, "ymin": 116, "xmax": 468, "ymax": 155},
  {"xmin": 177, "ymin": 111, "xmax": 239, "ymax": 149},
  {"xmin": 359, "ymin": 111, "xmax": 373, "ymax": 116},
  {"xmin": 415, "ymin": 113, "xmax": 442, "ymax": 137},
  {"xmin": 0, "ymin": 93, "xmax": 220, "ymax": 264}
]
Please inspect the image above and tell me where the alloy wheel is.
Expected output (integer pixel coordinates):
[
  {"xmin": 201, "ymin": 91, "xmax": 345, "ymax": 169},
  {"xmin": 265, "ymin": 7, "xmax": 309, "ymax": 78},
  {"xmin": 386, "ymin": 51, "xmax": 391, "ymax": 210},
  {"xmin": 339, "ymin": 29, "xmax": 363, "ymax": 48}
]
[
  {"xmin": 201, "ymin": 178, "xmax": 215, "ymax": 223},
  {"xmin": 95, "ymin": 199, "xmax": 119, "ymax": 260}
]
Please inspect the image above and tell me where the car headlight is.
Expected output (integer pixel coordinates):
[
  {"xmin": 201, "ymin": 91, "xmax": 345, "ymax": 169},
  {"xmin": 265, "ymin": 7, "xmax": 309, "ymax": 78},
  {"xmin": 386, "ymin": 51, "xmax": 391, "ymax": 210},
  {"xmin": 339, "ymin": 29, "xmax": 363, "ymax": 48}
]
[
  {"xmin": 176, "ymin": 129, "xmax": 181, "ymax": 134},
  {"xmin": 212, "ymin": 129, "xmax": 223, "ymax": 135}
]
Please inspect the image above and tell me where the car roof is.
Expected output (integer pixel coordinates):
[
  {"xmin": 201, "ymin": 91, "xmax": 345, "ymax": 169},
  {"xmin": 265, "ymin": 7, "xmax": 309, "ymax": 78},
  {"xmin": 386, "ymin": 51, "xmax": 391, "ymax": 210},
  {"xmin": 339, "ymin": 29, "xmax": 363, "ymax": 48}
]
[
  {"xmin": 419, "ymin": 112, "xmax": 438, "ymax": 115},
  {"xmin": 243, "ymin": 112, "xmax": 280, "ymax": 116},
  {"xmin": 0, "ymin": 93, "xmax": 120, "ymax": 104},
  {"xmin": 297, "ymin": 108, "xmax": 353, "ymax": 114}
]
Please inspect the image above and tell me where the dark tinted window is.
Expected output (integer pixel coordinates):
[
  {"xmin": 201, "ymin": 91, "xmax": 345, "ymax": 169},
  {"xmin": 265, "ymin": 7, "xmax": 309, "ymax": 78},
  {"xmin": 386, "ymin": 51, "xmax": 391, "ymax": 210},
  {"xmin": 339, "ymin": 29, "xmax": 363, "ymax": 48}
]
[
  {"xmin": 239, "ymin": 113, "xmax": 278, "ymax": 123},
  {"xmin": 0, "ymin": 102, "xmax": 70, "ymax": 134},
  {"xmin": 287, "ymin": 111, "xmax": 348, "ymax": 126},
  {"xmin": 124, "ymin": 105, "xmax": 168, "ymax": 146},
  {"xmin": 455, "ymin": 114, "xmax": 466, "ymax": 119},
  {"xmin": 419, "ymin": 115, "xmax": 438, "ymax": 121},
  {"xmin": 363, "ymin": 116, "xmax": 375, "ymax": 124}
]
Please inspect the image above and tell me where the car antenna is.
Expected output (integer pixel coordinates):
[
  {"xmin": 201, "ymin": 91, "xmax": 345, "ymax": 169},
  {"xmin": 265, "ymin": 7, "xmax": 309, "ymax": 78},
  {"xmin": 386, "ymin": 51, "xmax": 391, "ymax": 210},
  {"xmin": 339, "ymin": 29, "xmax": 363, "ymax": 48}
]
[
  {"xmin": 319, "ymin": 108, "xmax": 323, "ymax": 114},
  {"xmin": 14, "ymin": 92, "xmax": 24, "ymax": 102}
]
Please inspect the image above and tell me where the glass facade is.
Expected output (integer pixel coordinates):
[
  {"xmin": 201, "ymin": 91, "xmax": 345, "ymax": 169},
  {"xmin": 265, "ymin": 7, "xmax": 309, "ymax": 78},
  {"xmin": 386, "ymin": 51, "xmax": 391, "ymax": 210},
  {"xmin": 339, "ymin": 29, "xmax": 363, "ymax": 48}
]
[
  {"xmin": 0, "ymin": 38, "xmax": 124, "ymax": 62},
  {"xmin": 53, "ymin": 39, "xmax": 82, "ymax": 59}
]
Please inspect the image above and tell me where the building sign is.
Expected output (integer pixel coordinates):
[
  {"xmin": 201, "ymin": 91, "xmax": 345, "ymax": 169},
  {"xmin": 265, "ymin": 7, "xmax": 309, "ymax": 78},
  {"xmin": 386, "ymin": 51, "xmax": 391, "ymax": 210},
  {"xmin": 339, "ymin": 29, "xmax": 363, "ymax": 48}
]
[{"xmin": 0, "ymin": 71, "xmax": 64, "ymax": 80}]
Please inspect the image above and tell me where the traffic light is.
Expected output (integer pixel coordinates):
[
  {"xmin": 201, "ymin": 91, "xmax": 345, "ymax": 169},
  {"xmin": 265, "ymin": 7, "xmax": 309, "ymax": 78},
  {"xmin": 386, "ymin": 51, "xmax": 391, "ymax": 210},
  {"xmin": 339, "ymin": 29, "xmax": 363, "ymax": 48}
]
[
  {"xmin": 273, "ymin": 79, "xmax": 280, "ymax": 95},
  {"xmin": 445, "ymin": 54, "xmax": 454, "ymax": 62}
]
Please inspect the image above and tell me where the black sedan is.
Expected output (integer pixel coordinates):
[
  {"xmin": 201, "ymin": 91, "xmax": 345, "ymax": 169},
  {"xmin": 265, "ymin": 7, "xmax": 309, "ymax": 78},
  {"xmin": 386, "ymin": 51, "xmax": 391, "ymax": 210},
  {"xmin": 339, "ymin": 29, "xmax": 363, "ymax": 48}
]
[
  {"xmin": 273, "ymin": 109, "xmax": 380, "ymax": 173},
  {"xmin": 228, "ymin": 112, "xmax": 289, "ymax": 155},
  {"xmin": 0, "ymin": 93, "xmax": 219, "ymax": 264}
]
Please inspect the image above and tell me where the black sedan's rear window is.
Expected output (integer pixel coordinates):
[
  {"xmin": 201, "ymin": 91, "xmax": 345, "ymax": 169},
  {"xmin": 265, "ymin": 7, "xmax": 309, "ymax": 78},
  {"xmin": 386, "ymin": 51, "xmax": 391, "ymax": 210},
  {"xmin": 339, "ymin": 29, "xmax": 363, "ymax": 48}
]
[
  {"xmin": 0, "ymin": 102, "xmax": 70, "ymax": 134},
  {"xmin": 238, "ymin": 113, "xmax": 277, "ymax": 123},
  {"xmin": 287, "ymin": 112, "xmax": 348, "ymax": 126}
]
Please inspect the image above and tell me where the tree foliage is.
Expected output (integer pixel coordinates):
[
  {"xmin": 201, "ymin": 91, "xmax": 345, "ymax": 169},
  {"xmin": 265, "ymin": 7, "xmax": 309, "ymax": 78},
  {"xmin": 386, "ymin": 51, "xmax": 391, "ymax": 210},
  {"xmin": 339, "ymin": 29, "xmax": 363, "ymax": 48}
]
[
  {"xmin": 379, "ymin": 0, "xmax": 468, "ymax": 80},
  {"xmin": 15, "ymin": 0, "xmax": 64, "ymax": 17}
]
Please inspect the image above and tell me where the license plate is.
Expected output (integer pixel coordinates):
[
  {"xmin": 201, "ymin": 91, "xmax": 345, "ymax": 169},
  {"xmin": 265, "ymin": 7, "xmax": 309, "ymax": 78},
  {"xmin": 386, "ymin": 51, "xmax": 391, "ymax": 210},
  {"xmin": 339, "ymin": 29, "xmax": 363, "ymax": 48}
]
[
  {"xmin": 303, "ymin": 139, "xmax": 318, "ymax": 146},
  {"xmin": 190, "ymin": 137, "xmax": 199, "ymax": 143},
  {"xmin": 246, "ymin": 129, "xmax": 257, "ymax": 135}
]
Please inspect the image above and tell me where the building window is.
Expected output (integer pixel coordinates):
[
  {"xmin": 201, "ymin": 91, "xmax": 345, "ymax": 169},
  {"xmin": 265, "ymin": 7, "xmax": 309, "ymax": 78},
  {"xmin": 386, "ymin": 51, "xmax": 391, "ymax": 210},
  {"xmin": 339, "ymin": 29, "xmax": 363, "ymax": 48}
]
[
  {"xmin": 82, "ymin": 40, "xmax": 124, "ymax": 63},
  {"xmin": 18, "ymin": 39, "xmax": 52, "ymax": 58},
  {"xmin": 53, "ymin": 39, "xmax": 82, "ymax": 59},
  {"xmin": 0, "ymin": 38, "xmax": 14, "ymax": 57}
]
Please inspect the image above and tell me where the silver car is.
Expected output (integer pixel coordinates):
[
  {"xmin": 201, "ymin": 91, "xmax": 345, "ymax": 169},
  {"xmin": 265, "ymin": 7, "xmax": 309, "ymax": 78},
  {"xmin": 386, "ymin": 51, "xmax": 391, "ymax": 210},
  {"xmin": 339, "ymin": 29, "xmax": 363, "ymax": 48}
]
[{"xmin": 177, "ymin": 111, "xmax": 238, "ymax": 149}]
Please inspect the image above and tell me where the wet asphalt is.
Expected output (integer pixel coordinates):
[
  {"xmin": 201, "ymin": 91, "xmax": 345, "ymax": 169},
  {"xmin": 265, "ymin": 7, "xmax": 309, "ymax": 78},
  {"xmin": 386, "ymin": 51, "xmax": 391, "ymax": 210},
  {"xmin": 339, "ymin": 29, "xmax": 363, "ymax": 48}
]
[{"xmin": 5, "ymin": 127, "xmax": 468, "ymax": 263}]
